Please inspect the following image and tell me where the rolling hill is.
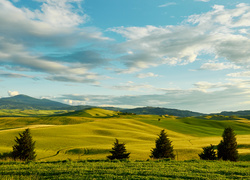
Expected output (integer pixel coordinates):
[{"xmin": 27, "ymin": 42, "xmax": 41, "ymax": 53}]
[
  {"xmin": 0, "ymin": 108, "xmax": 249, "ymax": 161},
  {"xmin": 121, "ymin": 107, "xmax": 204, "ymax": 117},
  {"xmin": 60, "ymin": 108, "xmax": 119, "ymax": 117}
]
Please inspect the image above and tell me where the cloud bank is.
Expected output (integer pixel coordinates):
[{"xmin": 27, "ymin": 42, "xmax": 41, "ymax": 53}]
[
  {"xmin": 0, "ymin": 0, "xmax": 110, "ymax": 84},
  {"xmin": 110, "ymin": 4, "xmax": 250, "ymax": 73}
]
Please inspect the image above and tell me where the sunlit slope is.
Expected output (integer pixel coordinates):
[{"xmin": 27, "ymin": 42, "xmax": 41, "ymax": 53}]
[
  {"xmin": 136, "ymin": 115, "xmax": 250, "ymax": 136},
  {"xmin": 0, "ymin": 109, "xmax": 68, "ymax": 117},
  {"xmin": 0, "ymin": 117, "xmax": 165, "ymax": 160},
  {"xmin": 0, "ymin": 110, "xmax": 249, "ymax": 161},
  {"xmin": 60, "ymin": 108, "xmax": 119, "ymax": 117}
]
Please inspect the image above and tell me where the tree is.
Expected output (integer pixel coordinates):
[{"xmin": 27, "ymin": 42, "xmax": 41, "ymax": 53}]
[
  {"xmin": 150, "ymin": 129, "xmax": 175, "ymax": 159},
  {"xmin": 217, "ymin": 127, "xmax": 239, "ymax": 161},
  {"xmin": 12, "ymin": 128, "xmax": 36, "ymax": 161},
  {"xmin": 198, "ymin": 144, "xmax": 217, "ymax": 160},
  {"xmin": 107, "ymin": 139, "xmax": 130, "ymax": 160}
]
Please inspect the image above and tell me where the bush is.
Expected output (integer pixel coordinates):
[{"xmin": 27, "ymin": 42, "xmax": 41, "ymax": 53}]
[
  {"xmin": 107, "ymin": 139, "xmax": 130, "ymax": 160},
  {"xmin": 199, "ymin": 144, "xmax": 217, "ymax": 160},
  {"xmin": 12, "ymin": 128, "xmax": 36, "ymax": 161},
  {"xmin": 150, "ymin": 129, "xmax": 175, "ymax": 159},
  {"xmin": 217, "ymin": 127, "xmax": 239, "ymax": 161}
]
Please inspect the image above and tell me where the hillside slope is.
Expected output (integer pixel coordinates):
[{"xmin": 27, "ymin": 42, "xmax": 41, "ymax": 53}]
[
  {"xmin": 0, "ymin": 110, "xmax": 249, "ymax": 161},
  {"xmin": 60, "ymin": 108, "xmax": 119, "ymax": 117}
]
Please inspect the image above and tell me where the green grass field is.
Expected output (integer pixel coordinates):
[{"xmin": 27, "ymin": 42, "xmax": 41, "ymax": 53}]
[
  {"xmin": 0, "ymin": 108, "xmax": 249, "ymax": 161},
  {"xmin": 0, "ymin": 109, "xmax": 68, "ymax": 117},
  {"xmin": 0, "ymin": 160, "xmax": 249, "ymax": 179}
]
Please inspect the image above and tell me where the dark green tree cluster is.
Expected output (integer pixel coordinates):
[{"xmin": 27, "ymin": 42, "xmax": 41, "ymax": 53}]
[
  {"xmin": 199, "ymin": 127, "xmax": 239, "ymax": 161},
  {"xmin": 12, "ymin": 128, "xmax": 36, "ymax": 161}
]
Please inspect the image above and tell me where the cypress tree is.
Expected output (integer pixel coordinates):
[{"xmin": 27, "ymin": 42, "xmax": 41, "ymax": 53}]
[
  {"xmin": 107, "ymin": 139, "xmax": 130, "ymax": 160},
  {"xmin": 150, "ymin": 129, "xmax": 175, "ymax": 159},
  {"xmin": 217, "ymin": 127, "xmax": 239, "ymax": 161},
  {"xmin": 12, "ymin": 128, "xmax": 36, "ymax": 161}
]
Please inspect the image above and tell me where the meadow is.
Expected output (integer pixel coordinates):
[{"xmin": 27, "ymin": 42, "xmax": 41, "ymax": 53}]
[
  {"xmin": 0, "ymin": 160, "xmax": 249, "ymax": 179},
  {"xmin": 0, "ymin": 108, "xmax": 249, "ymax": 162}
]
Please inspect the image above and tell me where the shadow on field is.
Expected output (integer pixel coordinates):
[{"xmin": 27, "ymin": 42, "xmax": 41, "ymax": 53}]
[{"xmin": 38, "ymin": 148, "xmax": 110, "ymax": 161}]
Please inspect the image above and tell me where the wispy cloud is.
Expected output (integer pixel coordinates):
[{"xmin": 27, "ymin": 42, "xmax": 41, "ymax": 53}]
[
  {"xmin": 227, "ymin": 71, "xmax": 250, "ymax": 77},
  {"xmin": 195, "ymin": 0, "xmax": 210, "ymax": 2},
  {"xmin": 56, "ymin": 79, "xmax": 250, "ymax": 113},
  {"xmin": 136, "ymin": 72, "xmax": 159, "ymax": 78},
  {"xmin": 109, "ymin": 4, "xmax": 250, "ymax": 73},
  {"xmin": 158, "ymin": 2, "xmax": 177, "ymax": 8},
  {"xmin": 0, "ymin": 0, "xmax": 110, "ymax": 84},
  {"xmin": 199, "ymin": 62, "xmax": 241, "ymax": 71}
]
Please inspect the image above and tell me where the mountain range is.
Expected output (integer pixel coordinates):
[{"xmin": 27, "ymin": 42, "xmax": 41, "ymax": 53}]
[
  {"xmin": 0, "ymin": 94, "xmax": 69, "ymax": 110},
  {"xmin": 0, "ymin": 94, "xmax": 249, "ymax": 117}
]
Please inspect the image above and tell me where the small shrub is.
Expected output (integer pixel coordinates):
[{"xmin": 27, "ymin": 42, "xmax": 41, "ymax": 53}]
[
  {"xmin": 150, "ymin": 129, "xmax": 175, "ymax": 159},
  {"xmin": 107, "ymin": 139, "xmax": 130, "ymax": 160},
  {"xmin": 199, "ymin": 144, "xmax": 217, "ymax": 160},
  {"xmin": 0, "ymin": 152, "xmax": 13, "ymax": 160}
]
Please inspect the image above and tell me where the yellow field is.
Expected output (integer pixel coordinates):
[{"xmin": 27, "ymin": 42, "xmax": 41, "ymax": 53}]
[{"xmin": 0, "ymin": 108, "xmax": 249, "ymax": 161}]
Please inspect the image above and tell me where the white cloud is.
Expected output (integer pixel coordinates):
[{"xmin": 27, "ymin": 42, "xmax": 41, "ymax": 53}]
[
  {"xmin": 0, "ymin": 0, "xmax": 110, "ymax": 84},
  {"xmin": 8, "ymin": 91, "xmax": 19, "ymax": 97},
  {"xmin": 63, "ymin": 99, "xmax": 87, "ymax": 105},
  {"xmin": 227, "ymin": 71, "xmax": 250, "ymax": 77},
  {"xmin": 136, "ymin": 72, "xmax": 159, "ymax": 78},
  {"xmin": 193, "ymin": 81, "xmax": 229, "ymax": 92},
  {"xmin": 158, "ymin": 2, "xmax": 176, "ymax": 8},
  {"xmin": 109, "ymin": 4, "xmax": 250, "ymax": 72},
  {"xmin": 57, "ymin": 80, "xmax": 250, "ymax": 113},
  {"xmin": 195, "ymin": 0, "xmax": 210, "ymax": 2},
  {"xmin": 29, "ymin": 0, "xmax": 88, "ymax": 28},
  {"xmin": 200, "ymin": 62, "xmax": 241, "ymax": 71},
  {"xmin": 112, "ymin": 82, "xmax": 154, "ymax": 92}
]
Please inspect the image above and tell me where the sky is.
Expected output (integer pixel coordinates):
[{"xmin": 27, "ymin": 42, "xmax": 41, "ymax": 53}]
[{"xmin": 1, "ymin": 0, "xmax": 250, "ymax": 113}]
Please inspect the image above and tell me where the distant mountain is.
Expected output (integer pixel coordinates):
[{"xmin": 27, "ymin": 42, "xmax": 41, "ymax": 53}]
[
  {"xmin": 0, "ymin": 94, "xmax": 70, "ymax": 110},
  {"xmin": 121, "ymin": 107, "xmax": 204, "ymax": 117},
  {"xmin": 217, "ymin": 110, "xmax": 250, "ymax": 117},
  {"xmin": 0, "ymin": 95, "xmax": 204, "ymax": 117}
]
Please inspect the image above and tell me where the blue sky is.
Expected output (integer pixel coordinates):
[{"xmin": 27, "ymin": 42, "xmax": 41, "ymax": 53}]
[{"xmin": 1, "ymin": 0, "xmax": 250, "ymax": 113}]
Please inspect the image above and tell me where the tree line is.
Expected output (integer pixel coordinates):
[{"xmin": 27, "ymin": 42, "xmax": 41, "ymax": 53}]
[{"xmin": 5, "ymin": 127, "xmax": 238, "ymax": 162}]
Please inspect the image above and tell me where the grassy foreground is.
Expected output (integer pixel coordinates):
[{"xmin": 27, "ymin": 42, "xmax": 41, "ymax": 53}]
[{"xmin": 0, "ymin": 160, "xmax": 249, "ymax": 180}]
